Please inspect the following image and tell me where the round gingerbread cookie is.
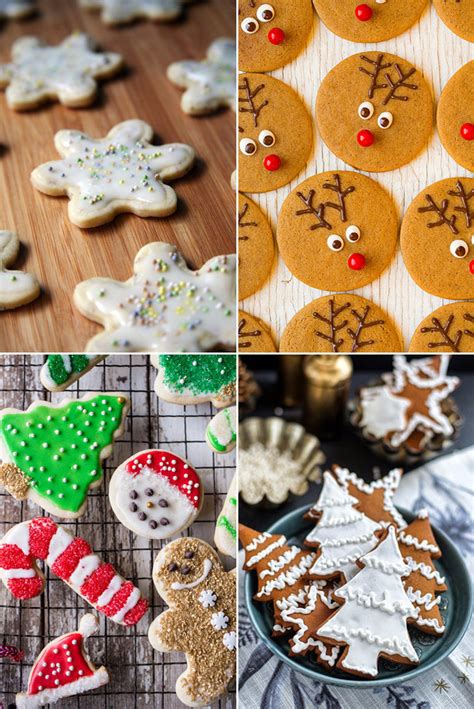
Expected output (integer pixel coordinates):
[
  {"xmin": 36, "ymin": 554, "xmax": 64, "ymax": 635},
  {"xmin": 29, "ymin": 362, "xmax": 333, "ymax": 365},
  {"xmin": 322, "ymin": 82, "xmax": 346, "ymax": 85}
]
[
  {"xmin": 312, "ymin": 0, "xmax": 427, "ymax": 43},
  {"xmin": 316, "ymin": 52, "xmax": 433, "ymax": 173},
  {"xmin": 401, "ymin": 177, "xmax": 474, "ymax": 300},
  {"xmin": 277, "ymin": 171, "xmax": 398, "ymax": 291},
  {"xmin": 239, "ymin": 193, "xmax": 274, "ymax": 300},
  {"xmin": 239, "ymin": 310, "xmax": 277, "ymax": 351},
  {"xmin": 437, "ymin": 61, "xmax": 474, "ymax": 173},
  {"xmin": 280, "ymin": 294, "xmax": 402, "ymax": 352},
  {"xmin": 239, "ymin": 73, "xmax": 313, "ymax": 193},
  {"xmin": 239, "ymin": 0, "xmax": 314, "ymax": 73},
  {"xmin": 433, "ymin": 0, "xmax": 474, "ymax": 42},
  {"xmin": 409, "ymin": 302, "xmax": 474, "ymax": 353}
]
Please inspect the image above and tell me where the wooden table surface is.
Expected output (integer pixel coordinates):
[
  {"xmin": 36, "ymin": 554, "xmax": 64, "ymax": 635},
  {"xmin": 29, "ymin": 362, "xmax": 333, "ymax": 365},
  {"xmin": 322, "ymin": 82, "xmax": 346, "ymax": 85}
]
[
  {"xmin": 0, "ymin": 0, "xmax": 235, "ymax": 353},
  {"xmin": 240, "ymin": 3, "xmax": 474, "ymax": 351}
]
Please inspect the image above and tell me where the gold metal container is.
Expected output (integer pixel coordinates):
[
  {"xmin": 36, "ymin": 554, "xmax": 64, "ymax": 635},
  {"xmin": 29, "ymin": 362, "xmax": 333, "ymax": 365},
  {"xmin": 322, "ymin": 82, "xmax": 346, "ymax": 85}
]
[
  {"xmin": 279, "ymin": 355, "xmax": 304, "ymax": 407},
  {"xmin": 303, "ymin": 355, "xmax": 353, "ymax": 439}
]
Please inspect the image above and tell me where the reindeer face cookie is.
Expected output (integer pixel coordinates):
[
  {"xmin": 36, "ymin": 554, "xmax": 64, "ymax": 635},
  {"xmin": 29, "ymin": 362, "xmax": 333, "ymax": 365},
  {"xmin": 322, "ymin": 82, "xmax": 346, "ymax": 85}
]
[
  {"xmin": 277, "ymin": 171, "xmax": 398, "ymax": 291},
  {"xmin": 148, "ymin": 538, "xmax": 236, "ymax": 707},
  {"xmin": 433, "ymin": 0, "xmax": 474, "ymax": 42},
  {"xmin": 239, "ymin": 73, "xmax": 312, "ymax": 193},
  {"xmin": 437, "ymin": 61, "xmax": 474, "ymax": 173},
  {"xmin": 239, "ymin": 0, "xmax": 314, "ymax": 73},
  {"xmin": 238, "ymin": 194, "xmax": 274, "ymax": 300},
  {"xmin": 401, "ymin": 178, "xmax": 474, "ymax": 300},
  {"xmin": 316, "ymin": 52, "xmax": 433, "ymax": 172},
  {"xmin": 409, "ymin": 303, "xmax": 474, "ymax": 353}
]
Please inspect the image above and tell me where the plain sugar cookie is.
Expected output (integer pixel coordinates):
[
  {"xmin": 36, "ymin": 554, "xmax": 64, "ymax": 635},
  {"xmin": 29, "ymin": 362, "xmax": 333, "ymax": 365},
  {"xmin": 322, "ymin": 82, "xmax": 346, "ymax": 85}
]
[
  {"xmin": 277, "ymin": 171, "xmax": 398, "ymax": 291},
  {"xmin": 238, "ymin": 310, "xmax": 277, "ymax": 351},
  {"xmin": 316, "ymin": 52, "xmax": 433, "ymax": 173},
  {"xmin": 239, "ymin": 73, "xmax": 312, "ymax": 193},
  {"xmin": 433, "ymin": 0, "xmax": 474, "ymax": 42},
  {"xmin": 409, "ymin": 303, "xmax": 474, "ymax": 353},
  {"xmin": 437, "ymin": 61, "xmax": 474, "ymax": 173},
  {"xmin": 239, "ymin": 194, "xmax": 274, "ymax": 300},
  {"xmin": 280, "ymin": 294, "xmax": 402, "ymax": 352}
]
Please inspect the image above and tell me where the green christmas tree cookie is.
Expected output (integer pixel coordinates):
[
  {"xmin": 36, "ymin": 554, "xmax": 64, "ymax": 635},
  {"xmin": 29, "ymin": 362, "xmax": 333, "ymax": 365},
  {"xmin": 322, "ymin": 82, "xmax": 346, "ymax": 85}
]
[
  {"xmin": 40, "ymin": 355, "xmax": 105, "ymax": 392},
  {"xmin": 152, "ymin": 354, "xmax": 237, "ymax": 408}
]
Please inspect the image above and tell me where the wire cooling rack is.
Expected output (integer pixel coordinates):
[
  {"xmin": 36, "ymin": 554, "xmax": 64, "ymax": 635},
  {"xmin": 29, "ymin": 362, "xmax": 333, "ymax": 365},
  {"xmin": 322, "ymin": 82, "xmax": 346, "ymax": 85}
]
[{"xmin": 0, "ymin": 355, "xmax": 236, "ymax": 708}]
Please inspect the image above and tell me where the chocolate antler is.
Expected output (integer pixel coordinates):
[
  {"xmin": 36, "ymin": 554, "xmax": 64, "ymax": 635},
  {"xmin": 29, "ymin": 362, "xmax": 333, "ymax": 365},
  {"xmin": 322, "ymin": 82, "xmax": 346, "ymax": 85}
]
[
  {"xmin": 238, "ymin": 202, "xmax": 257, "ymax": 241},
  {"xmin": 296, "ymin": 190, "xmax": 332, "ymax": 230},
  {"xmin": 347, "ymin": 306, "xmax": 384, "ymax": 352},
  {"xmin": 383, "ymin": 64, "xmax": 418, "ymax": 105},
  {"xmin": 418, "ymin": 195, "xmax": 459, "ymax": 234},
  {"xmin": 448, "ymin": 180, "xmax": 474, "ymax": 228},
  {"xmin": 359, "ymin": 54, "xmax": 392, "ymax": 99},
  {"xmin": 296, "ymin": 175, "xmax": 355, "ymax": 230},
  {"xmin": 239, "ymin": 77, "xmax": 268, "ymax": 128},
  {"xmin": 421, "ymin": 315, "xmax": 463, "ymax": 352},
  {"xmin": 239, "ymin": 318, "xmax": 261, "ymax": 348},
  {"xmin": 322, "ymin": 174, "xmax": 355, "ymax": 223},
  {"xmin": 313, "ymin": 299, "xmax": 351, "ymax": 352},
  {"xmin": 464, "ymin": 314, "xmax": 474, "ymax": 340}
]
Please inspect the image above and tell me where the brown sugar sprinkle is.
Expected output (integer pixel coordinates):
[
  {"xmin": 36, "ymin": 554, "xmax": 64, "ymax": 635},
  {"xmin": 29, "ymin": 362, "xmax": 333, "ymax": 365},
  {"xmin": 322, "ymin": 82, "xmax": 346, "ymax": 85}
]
[{"xmin": 0, "ymin": 463, "xmax": 30, "ymax": 499}]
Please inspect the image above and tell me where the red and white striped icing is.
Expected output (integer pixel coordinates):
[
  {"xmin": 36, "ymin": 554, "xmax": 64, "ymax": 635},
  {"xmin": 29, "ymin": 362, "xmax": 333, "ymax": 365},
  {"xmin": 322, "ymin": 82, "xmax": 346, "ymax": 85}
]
[{"xmin": 0, "ymin": 518, "xmax": 148, "ymax": 626}]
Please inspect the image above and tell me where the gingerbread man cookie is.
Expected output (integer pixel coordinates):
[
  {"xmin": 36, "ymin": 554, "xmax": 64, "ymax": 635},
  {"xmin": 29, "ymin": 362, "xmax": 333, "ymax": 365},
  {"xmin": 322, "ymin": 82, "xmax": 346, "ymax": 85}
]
[
  {"xmin": 148, "ymin": 538, "xmax": 236, "ymax": 707},
  {"xmin": 239, "ymin": 73, "xmax": 312, "ymax": 193},
  {"xmin": 152, "ymin": 354, "xmax": 236, "ymax": 407},
  {"xmin": 167, "ymin": 38, "xmax": 235, "ymax": 116},
  {"xmin": 80, "ymin": 0, "xmax": 191, "ymax": 24},
  {"xmin": 409, "ymin": 302, "xmax": 474, "ymax": 353},
  {"xmin": 238, "ymin": 194, "xmax": 275, "ymax": 301},
  {"xmin": 239, "ymin": 0, "xmax": 314, "ymax": 73},
  {"xmin": 316, "ymin": 52, "xmax": 433, "ymax": 172},
  {"xmin": 0, "ymin": 34, "xmax": 123, "ymax": 111},
  {"xmin": 0, "ymin": 0, "xmax": 35, "ymax": 21},
  {"xmin": 31, "ymin": 120, "xmax": 195, "ymax": 228},
  {"xmin": 433, "ymin": 0, "xmax": 474, "ymax": 42},
  {"xmin": 239, "ymin": 311, "xmax": 277, "ymax": 352},
  {"xmin": 277, "ymin": 171, "xmax": 398, "ymax": 291},
  {"xmin": 401, "ymin": 178, "xmax": 474, "ymax": 300},
  {"xmin": 437, "ymin": 62, "xmax": 474, "ymax": 173},
  {"xmin": 74, "ymin": 244, "xmax": 236, "ymax": 352},
  {"xmin": 0, "ymin": 230, "xmax": 40, "ymax": 310}
]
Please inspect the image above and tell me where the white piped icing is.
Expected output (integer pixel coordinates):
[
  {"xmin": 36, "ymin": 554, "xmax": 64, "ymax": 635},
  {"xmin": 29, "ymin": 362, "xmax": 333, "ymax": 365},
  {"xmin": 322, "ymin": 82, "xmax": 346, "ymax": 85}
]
[
  {"xmin": 245, "ymin": 536, "xmax": 285, "ymax": 568},
  {"xmin": 414, "ymin": 616, "xmax": 445, "ymax": 633},
  {"xmin": 406, "ymin": 587, "xmax": 441, "ymax": 612},
  {"xmin": 260, "ymin": 547, "xmax": 299, "ymax": 578},
  {"xmin": 245, "ymin": 532, "xmax": 271, "ymax": 552},
  {"xmin": 398, "ymin": 532, "xmax": 439, "ymax": 554},
  {"xmin": 281, "ymin": 586, "xmax": 339, "ymax": 664},
  {"xmin": 256, "ymin": 554, "xmax": 314, "ymax": 598},
  {"xmin": 402, "ymin": 556, "xmax": 445, "ymax": 585}
]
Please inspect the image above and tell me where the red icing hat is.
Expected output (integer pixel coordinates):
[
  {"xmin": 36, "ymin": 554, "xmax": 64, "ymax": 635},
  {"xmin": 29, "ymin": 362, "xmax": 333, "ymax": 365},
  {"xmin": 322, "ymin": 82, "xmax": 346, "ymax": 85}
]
[{"xmin": 125, "ymin": 450, "xmax": 202, "ymax": 509}]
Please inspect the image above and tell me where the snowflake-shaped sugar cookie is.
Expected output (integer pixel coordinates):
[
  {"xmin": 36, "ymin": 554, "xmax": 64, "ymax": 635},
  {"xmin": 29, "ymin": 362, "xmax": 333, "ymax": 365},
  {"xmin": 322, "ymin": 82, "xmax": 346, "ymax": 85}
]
[
  {"xmin": 0, "ymin": 0, "xmax": 35, "ymax": 21},
  {"xmin": 167, "ymin": 38, "xmax": 236, "ymax": 116},
  {"xmin": 0, "ymin": 230, "xmax": 40, "ymax": 310},
  {"xmin": 73, "ymin": 241, "xmax": 236, "ymax": 352},
  {"xmin": 80, "ymin": 0, "xmax": 191, "ymax": 24},
  {"xmin": 0, "ymin": 33, "xmax": 123, "ymax": 110},
  {"xmin": 31, "ymin": 119, "xmax": 195, "ymax": 228}
]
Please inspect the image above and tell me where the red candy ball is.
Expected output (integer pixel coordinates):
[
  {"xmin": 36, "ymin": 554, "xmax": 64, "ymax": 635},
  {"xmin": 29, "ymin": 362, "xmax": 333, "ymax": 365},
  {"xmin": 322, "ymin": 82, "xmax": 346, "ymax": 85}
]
[
  {"xmin": 263, "ymin": 154, "xmax": 281, "ymax": 171},
  {"xmin": 355, "ymin": 4, "xmax": 373, "ymax": 22},
  {"xmin": 357, "ymin": 129, "xmax": 374, "ymax": 147},
  {"xmin": 460, "ymin": 123, "xmax": 474, "ymax": 141},
  {"xmin": 470, "ymin": 259, "xmax": 474, "ymax": 275},
  {"xmin": 268, "ymin": 28, "xmax": 285, "ymax": 45},
  {"xmin": 348, "ymin": 253, "xmax": 366, "ymax": 271}
]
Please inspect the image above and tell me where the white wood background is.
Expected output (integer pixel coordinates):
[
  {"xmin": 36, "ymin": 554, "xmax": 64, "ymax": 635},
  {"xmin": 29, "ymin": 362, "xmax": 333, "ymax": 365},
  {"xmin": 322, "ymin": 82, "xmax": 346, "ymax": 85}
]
[{"xmin": 240, "ymin": 3, "xmax": 474, "ymax": 350}]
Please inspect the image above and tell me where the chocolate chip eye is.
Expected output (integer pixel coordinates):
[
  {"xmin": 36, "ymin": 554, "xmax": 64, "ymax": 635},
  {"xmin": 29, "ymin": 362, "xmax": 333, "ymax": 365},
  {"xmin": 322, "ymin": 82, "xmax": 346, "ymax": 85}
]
[
  {"xmin": 129, "ymin": 490, "xmax": 138, "ymax": 499},
  {"xmin": 358, "ymin": 101, "xmax": 374, "ymax": 120},
  {"xmin": 327, "ymin": 234, "xmax": 344, "ymax": 252},
  {"xmin": 160, "ymin": 518, "xmax": 170, "ymax": 526},
  {"xmin": 378, "ymin": 111, "xmax": 393, "ymax": 129},
  {"xmin": 129, "ymin": 502, "xmax": 137, "ymax": 512},
  {"xmin": 149, "ymin": 520, "xmax": 158, "ymax": 529},
  {"xmin": 158, "ymin": 499, "xmax": 168, "ymax": 507},
  {"xmin": 184, "ymin": 550, "xmax": 194, "ymax": 559},
  {"xmin": 239, "ymin": 138, "xmax": 257, "ymax": 156},
  {"xmin": 145, "ymin": 488, "xmax": 154, "ymax": 496},
  {"xmin": 258, "ymin": 129, "xmax": 276, "ymax": 147},
  {"xmin": 181, "ymin": 566, "xmax": 191, "ymax": 575},
  {"xmin": 241, "ymin": 17, "xmax": 259, "ymax": 34},
  {"xmin": 138, "ymin": 512, "xmax": 147, "ymax": 521},
  {"xmin": 450, "ymin": 239, "xmax": 468, "ymax": 258},
  {"xmin": 346, "ymin": 225, "xmax": 361, "ymax": 243},
  {"xmin": 168, "ymin": 562, "xmax": 178, "ymax": 572},
  {"xmin": 257, "ymin": 4, "xmax": 275, "ymax": 22}
]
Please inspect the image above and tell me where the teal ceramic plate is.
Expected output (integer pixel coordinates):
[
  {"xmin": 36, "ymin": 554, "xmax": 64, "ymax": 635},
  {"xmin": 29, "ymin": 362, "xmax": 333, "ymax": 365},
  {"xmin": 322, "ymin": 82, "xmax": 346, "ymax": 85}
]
[{"xmin": 244, "ymin": 505, "xmax": 472, "ymax": 687}]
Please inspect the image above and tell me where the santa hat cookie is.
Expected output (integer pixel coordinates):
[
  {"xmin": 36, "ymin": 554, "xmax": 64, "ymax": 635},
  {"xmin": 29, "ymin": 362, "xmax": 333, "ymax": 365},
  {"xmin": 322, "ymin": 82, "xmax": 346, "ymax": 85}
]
[
  {"xmin": 16, "ymin": 614, "xmax": 109, "ymax": 708},
  {"xmin": 109, "ymin": 449, "xmax": 203, "ymax": 540}
]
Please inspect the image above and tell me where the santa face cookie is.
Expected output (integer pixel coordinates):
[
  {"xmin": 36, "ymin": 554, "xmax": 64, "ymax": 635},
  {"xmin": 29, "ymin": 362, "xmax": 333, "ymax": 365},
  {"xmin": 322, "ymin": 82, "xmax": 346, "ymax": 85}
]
[
  {"xmin": 238, "ymin": 311, "xmax": 277, "ymax": 352},
  {"xmin": 74, "ymin": 243, "xmax": 236, "ymax": 353},
  {"xmin": 206, "ymin": 407, "xmax": 237, "ymax": 454},
  {"xmin": 80, "ymin": 0, "xmax": 190, "ymax": 24},
  {"xmin": 239, "ymin": 0, "xmax": 314, "ymax": 73},
  {"xmin": 31, "ymin": 120, "xmax": 195, "ymax": 228},
  {"xmin": 0, "ymin": 34, "xmax": 123, "ymax": 111},
  {"xmin": 239, "ymin": 73, "xmax": 312, "ymax": 193},
  {"xmin": 280, "ymin": 294, "xmax": 403, "ymax": 353},
  {"xmin": 409, "ymin": 302, "xmax": 474, "ymax": 353},
  {"xmin": 238, "ymin": 194, "xmax": 274, "ymax": 301},
  {"xmin": 0, "ymin": 230, "xmax": 40, "ymax": 310},
  {"xmin": 433, "ymin": 0, "xmax": 474, "ymax": 42},
  {"xmin": 0, "ymin": 0, "xmax": 35, "ymax": 21},
  {"xmin": 401, "ymin": 178, "xmax": 474, "ymax": 300},
  {"xmin": 313, "ymin": 0, "xmax": 427, "ymax": 43},
  {"xmin": 316, "ymin": 52, "xmax": 433, "ymax": 172},
  {"xmin": 152, "ymin": 354, "xmax": 237, "ymax": 407},
  {"xmin": 40, "ymin": 355, "xmax": 105, "ymax": 392},
  {"xmin": 109, "ymin": 450, "xmax": 203, "ymax": 540},
  {"xmin": 437, "ymin": 61, "xmax": 474, "ymax": 173},
  {"xmin": 277, "ymin": 171, "xmax": 398, "ymax": 291}
]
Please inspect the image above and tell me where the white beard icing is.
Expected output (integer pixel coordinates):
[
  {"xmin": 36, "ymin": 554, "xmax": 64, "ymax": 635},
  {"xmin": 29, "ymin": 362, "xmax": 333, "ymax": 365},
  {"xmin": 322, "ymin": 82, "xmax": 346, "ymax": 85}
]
[{"xmin": 359, "ymin": 386, "xmax": 410, "ymax": 440}]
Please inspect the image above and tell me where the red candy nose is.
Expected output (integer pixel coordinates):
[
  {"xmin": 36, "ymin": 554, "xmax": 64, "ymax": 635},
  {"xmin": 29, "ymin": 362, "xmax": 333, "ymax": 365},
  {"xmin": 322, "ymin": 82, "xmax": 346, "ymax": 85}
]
[
  {"xmin": 461, "ymin": 123, "xmax": 474, "ymax": 141},
  {"xmin": 355, "ymin": 4, "xmax": 373, "ymax": 21},
  {"xmin": 268, "ymin": 28, "xmax": 285, "ymax": 45},
  {"xmin": 263, "ymin": 154, "xmax": 281, "ymax": 171},
  {"xmin": 348, "ymin": 253, "xmax": 366, "ymax": 271},
  {"xmin": 357, "ymin": 129, "xmax": 374, "ymax": 147},
  {"xmin": 470, "ymin": 259, "xmax": 474, "ymax": 274}
]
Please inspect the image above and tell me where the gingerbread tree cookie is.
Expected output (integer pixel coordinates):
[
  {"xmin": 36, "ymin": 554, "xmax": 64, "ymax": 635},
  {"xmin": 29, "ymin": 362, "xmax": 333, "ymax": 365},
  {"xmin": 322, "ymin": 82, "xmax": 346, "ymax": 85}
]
[
  {"xmin": 74, "ymin": 243, "xmax": 236, "ymax": 352},
  {"xmin": 437, "ymin": 61, "xmax": 474, "ymax": 173},
  {"xmin": 0, "ymin": 33, "xmax": 123, "ymax": 111},
  {"xmin": 0, "ymin": 230, "xmax": 40, "ymax": 310},
  {"xmin": 31, "ymin": 120, "xmax": 195, "ymax": 228},
  {"xmin": 80, "ymin": 0, "xmax": 191, "ymax": 24},
  {"xmin": 0, "ymin": 0, "xmax": 35, "ymax": 21},
  {"xmin": 409, "ymin": 303, "xmax": 474, "ymax": 353},
  {"xmin": 148, "ymin": 538, "xmax": 236, "ymax": 707}
]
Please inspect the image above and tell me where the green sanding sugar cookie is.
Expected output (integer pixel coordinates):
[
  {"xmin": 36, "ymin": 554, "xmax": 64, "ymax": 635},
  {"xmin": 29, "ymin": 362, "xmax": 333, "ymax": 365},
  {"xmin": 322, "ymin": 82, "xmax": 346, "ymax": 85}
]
[{"xmin": 153, "ymin": 354, "xmax": 237, "ymax": 407}]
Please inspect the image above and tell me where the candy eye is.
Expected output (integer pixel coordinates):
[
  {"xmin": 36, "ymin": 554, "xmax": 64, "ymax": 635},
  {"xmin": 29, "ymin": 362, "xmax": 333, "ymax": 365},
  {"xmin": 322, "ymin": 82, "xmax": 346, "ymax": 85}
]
[
  {"xmin": 240, "ymin": 138, "xmax": 257, "ymax": 156},
  {"xmin": 450, "ymin": 239, "xmax": 468, "ymax": 258},
  {"xmin": 258, "ymin": 129, "xmax": 276, "ymax": 147},
  {"xmin": 358, "ymin": 101, "xmax": 374, "ymax": 120},
  {"xmin": 346, "ymin": 225, "xmax": 361, "ymax": 243},
  {"xmin": 327, "ymin": 234, "xmax": 344, "ymax": 252},
  {"xmin": 378, "ymin": 111, "xmax": 393, "ymax": 129},
  {"xmin": 257, "ymin": 4, "xmax": 275, "ymax": 22},
  {"xmin": 241, "ymin": 17, "xmax": 259, "ymax": 34}
]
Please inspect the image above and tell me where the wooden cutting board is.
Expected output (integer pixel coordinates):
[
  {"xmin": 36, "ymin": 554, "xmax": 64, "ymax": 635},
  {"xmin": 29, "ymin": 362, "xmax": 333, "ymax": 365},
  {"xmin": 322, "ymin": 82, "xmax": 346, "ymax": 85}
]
[{"xmin": 0, "ymin": 0, "xmax": 235, "ymax": 352}]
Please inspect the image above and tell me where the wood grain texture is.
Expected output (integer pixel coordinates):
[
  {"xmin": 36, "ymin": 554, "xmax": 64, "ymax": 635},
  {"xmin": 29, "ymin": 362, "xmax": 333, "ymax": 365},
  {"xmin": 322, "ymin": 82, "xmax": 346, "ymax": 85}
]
[
  {"xmin": 240, "ymin": 3, "xmax": 474, "ymax": 351},
  {"xmin": 0, "ymin": 0, "xmax": 235, "ymax": 352}
]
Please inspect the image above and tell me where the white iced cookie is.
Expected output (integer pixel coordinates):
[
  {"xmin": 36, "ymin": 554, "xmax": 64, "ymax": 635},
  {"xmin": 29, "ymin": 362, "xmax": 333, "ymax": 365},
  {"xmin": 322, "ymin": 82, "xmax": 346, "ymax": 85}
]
[
  {"xmin": 74, "ymin": 243, "xmax": 236, "ymax": 352},
  {"xmin": 214, "ymin": 474, "xmax": 237, "ymax": 558},
  {"xmin": 0, "ymin": 230, "xmax": 40, "ymax": 310},
  {"xmin": 40, "ymin": 354, "xmax": 105, "ymax": 392},
  {"xmin": 80, "ymin": 0, "xmax": 192, "ymax": 24},
  {"xmin": 0, "ymin": 0, "xmax": 35, "ymax": 21},
  {"xmin": 206, "ymin": 406, "xmax": 237, "ymax": 454},
  {"xmin": 168, "ymin": 37, "xmax": 236, "ymax": 116},
  {"xmin": 0, "ymin": 33, "xmax": 123, "ymax": 110},
  {"xmin": 31, "ymin": 119, "xmax": 195, "ymax": 228},
  {"xmin": 109, "ymin": 449, "xmax": 203, "ymax": 540}
]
